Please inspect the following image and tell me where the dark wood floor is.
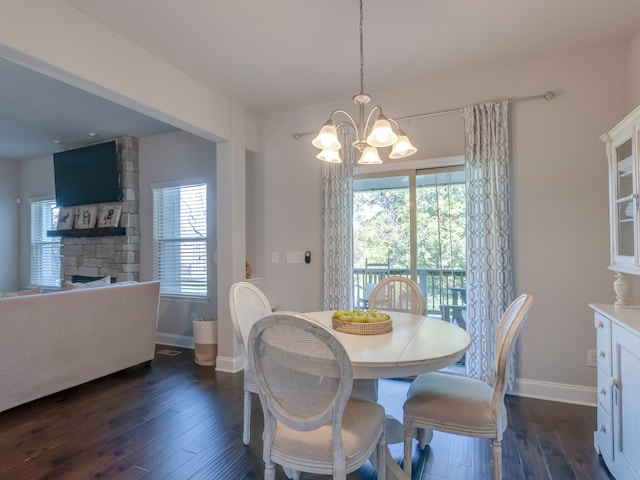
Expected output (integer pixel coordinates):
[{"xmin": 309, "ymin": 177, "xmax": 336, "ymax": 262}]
[{"xmin": 0, "ymin": 345, "xmax": 614, "ymax": 480}]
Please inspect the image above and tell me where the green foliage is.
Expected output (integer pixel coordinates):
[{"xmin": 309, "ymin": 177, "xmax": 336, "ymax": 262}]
[{"xmin": 353, "ymin": 181, "xmax": 466, "ymax": 270}]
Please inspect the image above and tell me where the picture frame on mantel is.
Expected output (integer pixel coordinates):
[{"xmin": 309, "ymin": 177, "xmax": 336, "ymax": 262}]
[
  {"xmin": 76, "ymin": 205, "xmax": 98, "ymax": 229},
  {"xmin": 97, "ymin": 203, "xmax": 122, "ymax": 228},
  {"xmin": 56, "ymin": 207, "xmax": 75, "ymax": 230}
]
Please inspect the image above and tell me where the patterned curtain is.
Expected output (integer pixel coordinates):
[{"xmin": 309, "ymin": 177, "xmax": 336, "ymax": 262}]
[
  {"xmin": 463, "ymin": 100, "xmax": 516, "ymax": 388},
  {"xmin": 322, "ymin": 126, "xmax": 357, "ymax": 310}
]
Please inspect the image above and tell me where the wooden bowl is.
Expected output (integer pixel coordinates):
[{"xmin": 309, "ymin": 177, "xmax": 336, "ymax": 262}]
[{"xmin": 331, "ymin": 314, "xmax": 392, "ymax": 335}]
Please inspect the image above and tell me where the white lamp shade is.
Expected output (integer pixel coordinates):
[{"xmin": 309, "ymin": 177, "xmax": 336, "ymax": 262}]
[
  {"xmin": 389, "ymin": 131, "xmax": 417, "ymax": 159},
  {"xmin": 358, "ymin": 146, "xmax": 383, "ymax": 165},
  {"xmin": 366, "ymin": 115, "xmax": 398, "ymax": 147},
  {"xmin": 316, "ymin": 149, "xmax": 342, "ymax": 163},
  {"xmin": 312, "ymin": 121, "xmax": 341, "ymax": 150}
]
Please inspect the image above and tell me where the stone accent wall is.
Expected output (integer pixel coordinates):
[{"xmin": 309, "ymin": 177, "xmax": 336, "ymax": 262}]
[{"xmin": 60, "ymin": 136, "xmax": 140, "ymax": 282}]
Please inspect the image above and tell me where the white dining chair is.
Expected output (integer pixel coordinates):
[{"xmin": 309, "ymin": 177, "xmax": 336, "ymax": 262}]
[
  {"xmin": 369, "ymin": 276, "xmax": 425, "ymax": 315},
  {"xmin": 248, "ymin": 312, "xmax": 387, "ymax": 480},
  {"xmin": 402, "ymin": 293, "xmax": 533, "ymax": 480},
  {"xmin": 228, "ymin": 281, "xmax": 273, "ymax": 445}
]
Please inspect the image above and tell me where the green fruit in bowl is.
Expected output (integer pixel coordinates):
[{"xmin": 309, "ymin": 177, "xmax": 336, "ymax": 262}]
[{"xmin": 333, "ymin": 309, "xmax": 389, "ymax": 323}]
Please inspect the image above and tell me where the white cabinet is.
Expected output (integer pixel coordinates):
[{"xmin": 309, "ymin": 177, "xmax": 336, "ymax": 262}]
[
  {"xmin": 590, "ymin": 304, "xmax": 640, "ymax": 480},
  {"xmin": 602, "ymin": 105, "xmax": 640, "ymax": 304}
]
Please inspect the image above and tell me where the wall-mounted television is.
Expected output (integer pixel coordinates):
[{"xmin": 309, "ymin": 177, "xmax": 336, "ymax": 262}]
[{"xmin": 53, "ymin": 141, "xmax": 121, "ymax": 207}]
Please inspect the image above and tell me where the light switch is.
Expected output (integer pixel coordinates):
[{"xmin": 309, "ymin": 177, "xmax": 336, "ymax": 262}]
[{"xmin": 271, "ymin": 251, "xmax": 279, "ymax": 263}]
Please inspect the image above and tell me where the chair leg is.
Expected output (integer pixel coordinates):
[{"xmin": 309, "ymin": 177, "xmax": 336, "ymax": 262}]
[
  {"xmin": 417, "ymin": 427, "xmax": 433, "ymax": 449},
  {"xmin": 403, "ymin": 427, "xmax": 413, "ymax": 477},
  {"xmin": 491, "ymin": 439, "xmax": 502, "ymax": 480},
  {"xmin": 243, "ymin": 390, "xmax": 251, "ymax": 445},
  {"xmin": 265, "ymin": 461, "xmax": 276, "ymax": 480},
  {"xmin": 377, "ymin": 433, "xmax": 386, "ymax": 480}
]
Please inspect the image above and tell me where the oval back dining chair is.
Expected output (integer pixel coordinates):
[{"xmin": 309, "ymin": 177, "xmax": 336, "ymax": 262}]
[
  {"xmin": 228, "ymin": 281, "xmax": 273, "ymax": 445},
  {"xmin": 248, "ymin": 312, "xmax": 387, "ymax": 480},
  {"xmin": 369, "ymin": 276, "xmax": 426, "ymax": 315},
  {"xmin": 402, "ymin": 293, "xmax": 534, "ymax": 480}
]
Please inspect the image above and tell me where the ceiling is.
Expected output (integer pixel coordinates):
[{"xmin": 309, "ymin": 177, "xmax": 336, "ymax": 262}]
[{"xmin": 3, "ymin": 0, "xmax": 640, "ymax": 161}]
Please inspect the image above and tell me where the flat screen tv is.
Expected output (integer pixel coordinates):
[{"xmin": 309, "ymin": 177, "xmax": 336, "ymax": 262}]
[{"xmin": 53, "ymin": 141, "xmax": 121, "ymax": 207}]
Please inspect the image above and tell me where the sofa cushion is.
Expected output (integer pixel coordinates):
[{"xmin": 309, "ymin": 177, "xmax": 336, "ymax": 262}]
[
  {"xmin": 0, "ymin": 286, "xmax": 42, "ymax": 298},
  {"xmin": 62, "ymin": 276, "xmax": 111, "ymax": 290}
]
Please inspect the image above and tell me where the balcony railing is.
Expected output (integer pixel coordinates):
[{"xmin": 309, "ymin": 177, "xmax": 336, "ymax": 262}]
[{"xmin": 353, "ymin": 268, "xmax": 466, "ymax": 316}]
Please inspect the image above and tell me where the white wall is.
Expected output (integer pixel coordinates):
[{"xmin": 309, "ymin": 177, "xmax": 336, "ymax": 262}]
[
  {"xmin": 0, "ymin": 159, "xmax": 19, "ymax": 292},
  {"xmin": 138, "ymin": 130, "xmax": 217, "ymax": 347},
  {"xmin": 628, "ymin": 27, "xmax": 640, "ymax": 111},
  {"xmin": 254, "ymin": 45, "xmax": 629, "ymax": 404}
]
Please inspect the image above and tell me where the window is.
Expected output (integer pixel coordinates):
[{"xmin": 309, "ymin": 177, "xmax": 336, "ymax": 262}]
[
  {"xmin": 30, "ymin": 199, "xmax": 61, "ymax": 288},
  {"xmin": 353, "ymin": 165, "xmax": 466, "ymax": 318},
  {"xmin": 153, "ymin": 182, "xmax": 207, "ymax": 297}
]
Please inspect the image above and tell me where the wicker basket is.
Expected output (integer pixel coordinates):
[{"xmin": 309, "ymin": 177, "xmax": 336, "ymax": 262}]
[{"xmin": 331, "ymin": 315, "xmax": 392, "ymax": 335}]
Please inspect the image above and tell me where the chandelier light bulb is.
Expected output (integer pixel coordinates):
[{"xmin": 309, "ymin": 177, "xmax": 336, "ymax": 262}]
[
  {"xmin": 389, "ymin": 130, "xmax": 418, "ymax": 159},
  {"xmin": 316, "ymin": 149, "xmax": 342, "ymax": 163},
  {"xmin": 358, "ymin": 146, "xmax": 383, "ymax": 165},
  {"xmin": 312, "ymin": 120, "xmax": 341, "ymax": 150},
  {"xmin": 366, "ymin": 115, "xmax": 398, "ymax": 148}
]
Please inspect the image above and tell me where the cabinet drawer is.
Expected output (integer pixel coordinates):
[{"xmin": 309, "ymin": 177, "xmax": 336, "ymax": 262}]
[
  {"xmin": 597, "ymin": 368, "xmax": 611, "ymax": 415},
  {"xmin": 596, "ymin": 406, "xmax": 613, "ymax": 458},
  {"xmin": 596, "ymin": 329, "xmax": 611, "ymax": 376}
]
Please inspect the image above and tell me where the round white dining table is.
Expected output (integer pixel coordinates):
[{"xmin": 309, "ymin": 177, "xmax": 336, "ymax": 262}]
[{"xmin": 304, "ymin": 310, "xmax": 472, "ymax": 480}]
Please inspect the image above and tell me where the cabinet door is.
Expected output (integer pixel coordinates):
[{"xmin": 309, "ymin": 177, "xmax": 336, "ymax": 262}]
[
  {"xmin": 611, "ymin": 324, "xmax": 640, "ymax": 479},
  {"xmin": 611, "ymin": 137, "xmax": 636, "ymax": 264}
]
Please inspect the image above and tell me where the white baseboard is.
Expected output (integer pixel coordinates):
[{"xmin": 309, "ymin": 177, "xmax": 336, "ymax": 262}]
[
  {"xmin": 215, "ymin": 355, "xmax": 244, "ymax": 373},
  {"xmin": 512, "ymin": 378, "xmax": 597, "ymax": 407}
]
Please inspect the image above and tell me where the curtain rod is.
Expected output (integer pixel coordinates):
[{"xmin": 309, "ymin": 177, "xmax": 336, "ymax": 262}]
[{"xmin": 292, "ymin": 90, "xmax": 555, "ymax": 140}]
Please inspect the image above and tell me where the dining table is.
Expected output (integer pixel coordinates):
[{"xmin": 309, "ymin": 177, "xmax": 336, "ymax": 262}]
[{"xmin": 304, "ymin": 310, "xmax": 472, "ymax": 480}]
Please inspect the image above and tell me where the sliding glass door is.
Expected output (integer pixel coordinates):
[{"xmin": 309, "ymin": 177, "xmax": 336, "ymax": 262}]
[{"xmin": 353, "ymin": 166, "xmax": 466, "ymax": 324}]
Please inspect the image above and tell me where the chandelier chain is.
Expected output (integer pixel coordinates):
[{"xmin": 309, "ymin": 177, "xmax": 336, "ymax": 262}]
[{"xmin": 359, "ymin": 0, "xmax": 364, "ymax": 95}]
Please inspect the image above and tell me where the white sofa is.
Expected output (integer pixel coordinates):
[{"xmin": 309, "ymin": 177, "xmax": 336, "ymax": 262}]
[{"xmin": 0, "ymin": 281, "xmax": 160, "ymax": 413}]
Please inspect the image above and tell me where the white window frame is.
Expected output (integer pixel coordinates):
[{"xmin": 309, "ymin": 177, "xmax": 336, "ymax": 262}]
[
  {"xmin": 30, "ymin": 198, "xmax": 61, "ymax": 288},
  {"xmin": 152, "ymin": 178, "xmax": 207, "ymax": 298}
]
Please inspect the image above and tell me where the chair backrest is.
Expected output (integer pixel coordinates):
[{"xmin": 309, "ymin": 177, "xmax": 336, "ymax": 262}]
[
  {"xmin": 490, "ymin": 294, "xmax": 534, "ymax": 410},
  {"xmin": 369, "ymin": 275, "xmax": 426, "ymax": 315},
  {"xmin": 228, "ymin": 281, "xmax": 272, "ymax": 364},
  {"xmin": 248, "ymin": 312, "xmax": 353, "ymax": 475}
]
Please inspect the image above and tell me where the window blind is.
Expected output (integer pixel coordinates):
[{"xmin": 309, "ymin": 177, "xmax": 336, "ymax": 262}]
[
  {"xmin": 153, "ymin": 183, "xmax": 207, "ymax": 296},
  {"xmin": 30, "ymin": 199, "xmax": 61, "ymax": 287}
]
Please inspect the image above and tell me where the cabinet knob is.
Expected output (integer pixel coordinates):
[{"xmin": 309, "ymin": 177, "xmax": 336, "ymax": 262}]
[
  {"xmin": 600, "ymin": 424, "xmax": 607, "ymax": 433},
  {"xmin": 597, "ymin": 320, "xmax": 604, "ymax": 329},
  {"xmin": 600, "ymin": 387, "xmax": 607, "ymax": 395},
  {"xmin": 599, "ymin": 350, "xmax": 606, "ymax": 358}
]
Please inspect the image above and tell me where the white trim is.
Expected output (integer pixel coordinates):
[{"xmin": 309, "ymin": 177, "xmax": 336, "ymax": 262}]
[
  {"xmin": 150, "ymin": 177, "xmax": 206, "ymax": 191},
  {"xmin": 511, "ymin": 377, "xmax": 597, "ymax": 407},
  {"xmin": 215, "ymin": 355, "xmax": 244, "ymax": 373},
  {"xmin": 355, "ymin": 154, "xmax": 464, "ymax": 175}
]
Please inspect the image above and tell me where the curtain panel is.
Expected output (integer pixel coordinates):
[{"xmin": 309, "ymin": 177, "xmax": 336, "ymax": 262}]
[
  {"xmin": 322, "ymin": 126, "xmax": 356, "ymax": 310},
  {"xmin": 463, "ymin": 100, "xmax": 516, "ymax": 387}
]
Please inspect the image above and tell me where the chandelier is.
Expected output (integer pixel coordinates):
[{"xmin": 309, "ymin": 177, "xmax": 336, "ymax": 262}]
[{"xmin": 312, "ymin": 0, "xmax": 417, "ymax": 165}]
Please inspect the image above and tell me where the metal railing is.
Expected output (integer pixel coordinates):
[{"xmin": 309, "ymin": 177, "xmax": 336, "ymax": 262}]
[{"xmin": 353, "ymin": 267, "xmax": 466, "ymax": 316}]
